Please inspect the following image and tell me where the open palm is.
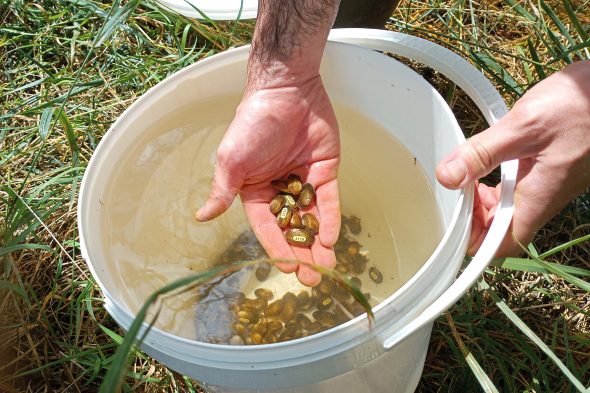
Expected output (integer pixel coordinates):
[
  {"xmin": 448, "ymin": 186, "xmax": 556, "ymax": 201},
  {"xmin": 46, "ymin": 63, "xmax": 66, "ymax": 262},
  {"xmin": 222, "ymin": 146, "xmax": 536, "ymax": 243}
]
[{"xmin": 196, "ymin": 76, "xmax": 340, "ymax": 286}]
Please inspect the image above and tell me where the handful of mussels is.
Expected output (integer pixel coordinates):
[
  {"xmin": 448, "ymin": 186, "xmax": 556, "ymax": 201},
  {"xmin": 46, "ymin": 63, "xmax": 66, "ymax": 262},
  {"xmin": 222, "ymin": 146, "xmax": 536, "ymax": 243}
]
[{"xmin": 269, "ymin": 174, "xmax": 319, "ymax": 248}]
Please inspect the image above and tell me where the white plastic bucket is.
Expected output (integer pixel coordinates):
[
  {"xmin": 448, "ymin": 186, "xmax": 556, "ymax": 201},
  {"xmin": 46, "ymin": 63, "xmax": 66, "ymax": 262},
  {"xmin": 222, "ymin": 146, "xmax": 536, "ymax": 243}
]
[
  {"xmin": 155, "ymin": 0, "xmax": 258, "ymax": 20},
  {"xmin": 78, "ymin": 29, "xmax": 517, "ymax": 392}
]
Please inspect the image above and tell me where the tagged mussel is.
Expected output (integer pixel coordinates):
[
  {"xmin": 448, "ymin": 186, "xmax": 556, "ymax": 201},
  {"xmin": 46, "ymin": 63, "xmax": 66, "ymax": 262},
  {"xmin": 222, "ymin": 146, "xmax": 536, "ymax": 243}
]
[
  {"xmin": 283, "ymin": 194, "xmax": 298, "ymax": 209},
  {"xmin": 317, "ymin": 296, "xmax": 334, "ymax": 310},
  {"xmin": 285, "ymin": 228, "xmax": 314, "ymax": 247},
  {"xmin": 277, "ymin": 206, "xmax": 293, "ymax": 228}
]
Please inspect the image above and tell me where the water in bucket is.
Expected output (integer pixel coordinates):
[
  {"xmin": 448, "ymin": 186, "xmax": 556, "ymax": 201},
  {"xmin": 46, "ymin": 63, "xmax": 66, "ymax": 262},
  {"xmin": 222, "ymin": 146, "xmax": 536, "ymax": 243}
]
[{"xmin": 100, "ymin": 93, "xmax": 443, "ymax": 341}]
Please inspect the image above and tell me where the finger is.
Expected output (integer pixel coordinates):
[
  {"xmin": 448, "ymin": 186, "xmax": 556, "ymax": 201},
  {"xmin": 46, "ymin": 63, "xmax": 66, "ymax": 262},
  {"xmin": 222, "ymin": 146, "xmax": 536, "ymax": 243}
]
[
  {"xmin": 466, "ymin": 184, "xmax": 483, "ymax": 254},
  {"xmin": 468, "ymin": 186, "xmax": 519, "ymax": 256},
  {"xmin": 314, "ymin": 178, "xmax": 341, "ymax": 247},
  {"xmin": 303, "ymin": 159, "xmax": 340, "ymax": 247},
  {"xmin": 471, "ymin": 188, "xmax": 486, "ymax": 229},
  {"xmin": 242, "ymin": 197, "xmax": 298, "ymax": 273},
  {"xmin": 435, "ymin": 122, "xmax": 525, "ymax": 190},
  {"xmin": 296, "ymin": 209, "xmax": 337, "ymax": 286},
  {"xmin": 292, "ymin": 176, "xmax": 338, "ymax": 286},
  {"xmin": 296, "ymin": 241, "xmax": 337, "ymax": 287},
  {"xmin": 495, "ymin": 227, "xmax": 521, "ymax": 257},
  {"xmin": 292, "ymin": 246, "xmax": 317, "ymax": 286},
  {"xmin": 477, "ymin": 182, "xmax": 500, "ymax": 210},
  {"xmin": 467, "ymin": 218, "xmax": 487, "ymax": 256},
  {"xmin": 496, "ymin": 197, "xmax": 538, "ymax": 257},
  {"xmin": 312, "ymin": 241, "xmax": 337, "ymax": 271},
  {"xmin": 195, "ymin": 169, "xmax": 241, "ymax": 222},
  {"xmin": 468, "ymin": 210, "xmax": 520, "ymax": 257}
]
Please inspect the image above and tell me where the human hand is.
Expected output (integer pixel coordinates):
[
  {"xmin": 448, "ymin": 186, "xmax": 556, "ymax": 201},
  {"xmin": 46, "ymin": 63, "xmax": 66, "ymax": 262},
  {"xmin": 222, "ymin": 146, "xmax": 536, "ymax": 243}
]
[
  {"xmin": 195, "ymin": 75, "xmax": 340, "ymax": 286},
  {"xmin": 436, "ymin": 60, "xmax": 590, "ymax": 255}
]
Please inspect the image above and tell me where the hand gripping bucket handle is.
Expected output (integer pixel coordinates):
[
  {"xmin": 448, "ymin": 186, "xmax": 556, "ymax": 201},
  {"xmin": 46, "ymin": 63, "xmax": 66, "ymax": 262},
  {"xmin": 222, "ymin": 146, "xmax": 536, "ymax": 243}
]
[{"xmin": 328, "ymin": 29, "xmax": 518, "ymax": 350}]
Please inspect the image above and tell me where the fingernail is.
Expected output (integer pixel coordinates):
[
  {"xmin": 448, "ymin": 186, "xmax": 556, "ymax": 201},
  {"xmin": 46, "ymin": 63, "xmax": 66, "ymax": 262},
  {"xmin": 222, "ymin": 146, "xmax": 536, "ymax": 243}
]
[
  {"xmin": 442, "ymin": 159, "xmax": 467, "ymax": 187},
  {"xmin": 194, "ymin": 208, "xmax": 206, "ymax": 222}
]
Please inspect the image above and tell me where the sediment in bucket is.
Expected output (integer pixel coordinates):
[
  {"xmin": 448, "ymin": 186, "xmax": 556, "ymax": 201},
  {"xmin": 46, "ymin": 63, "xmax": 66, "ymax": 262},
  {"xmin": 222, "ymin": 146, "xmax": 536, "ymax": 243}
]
[{"xmin": 79, "ymin": 30, "xmax": 515, "ymax": 392}]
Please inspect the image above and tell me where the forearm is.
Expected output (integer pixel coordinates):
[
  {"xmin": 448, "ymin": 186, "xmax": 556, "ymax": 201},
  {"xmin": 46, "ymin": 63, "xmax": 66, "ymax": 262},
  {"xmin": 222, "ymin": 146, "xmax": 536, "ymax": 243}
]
[{"xmin": 247, "ymin": 0, "xmax": 340, "ymax": 90}]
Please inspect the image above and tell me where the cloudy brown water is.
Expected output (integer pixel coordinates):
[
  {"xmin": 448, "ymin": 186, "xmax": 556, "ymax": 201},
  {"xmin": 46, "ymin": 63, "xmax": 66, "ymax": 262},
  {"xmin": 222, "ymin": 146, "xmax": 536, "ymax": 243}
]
[{"xmin": 102, "ymin": 95, "xmax": 443, "ymax": 340}]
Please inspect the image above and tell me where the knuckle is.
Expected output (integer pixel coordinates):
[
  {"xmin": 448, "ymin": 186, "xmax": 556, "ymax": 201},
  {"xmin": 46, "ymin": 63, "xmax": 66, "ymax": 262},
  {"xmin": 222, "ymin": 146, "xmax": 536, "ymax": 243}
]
[
  {"xmin": 216, "ymin": 143, "xmax": 233, "ymax": 163},
  {"xmin": 465, "ymin": 140, "xmax": 495, "ymax": 174},
  {"xmin": 512, "ymin": 95, "xmax": 552, "ymax": 137},
  {"xmin": 216, "ymin": 142, "xmax": 241, "ymax": 171}
]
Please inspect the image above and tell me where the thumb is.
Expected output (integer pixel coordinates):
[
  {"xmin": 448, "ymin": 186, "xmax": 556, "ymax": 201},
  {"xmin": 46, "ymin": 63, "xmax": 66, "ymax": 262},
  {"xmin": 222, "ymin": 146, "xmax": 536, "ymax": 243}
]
[
  {"xmin": 436, "ymin": 124, "xmax": 519, "ymax": 189},
  {"xmin": 195, "ymin": 168, "xmax": 242, "ymax": 222}
]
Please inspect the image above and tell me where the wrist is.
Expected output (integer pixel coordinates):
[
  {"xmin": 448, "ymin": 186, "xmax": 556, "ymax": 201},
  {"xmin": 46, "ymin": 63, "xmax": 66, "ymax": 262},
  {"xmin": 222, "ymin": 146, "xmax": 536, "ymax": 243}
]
[
  {"xmin": 246, "ymin": 49, "xmax": 323, "ymax": 92},
  {"xmin": 245, "ymin": 0, "xmax": 339, "ymax": 92}
]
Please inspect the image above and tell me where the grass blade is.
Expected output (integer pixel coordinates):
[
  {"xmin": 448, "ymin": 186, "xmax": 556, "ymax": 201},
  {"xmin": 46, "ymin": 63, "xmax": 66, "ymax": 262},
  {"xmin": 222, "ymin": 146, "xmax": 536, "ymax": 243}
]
[
  {"xmin": 0, "ymin": 243, "xmax": 54, "ymax": 257},
  {"xmin": 94, "ymin": 0, "xmax": 141, "ymax": 48},
  {"xmin": 532, "ymin": 257, "xmax": 590, "ymax": 292},
  {"xmin": 495, "ymin": 257, "xmax": 590, "ymax": 277},
  {"xmin": 0, "ymin": 279, "xmax": 30, "ymax": 304},
  {"xmin": 562, "ymin": 0, "xmax": 589, "ymax": 43},
  {"xmin": 538, "ymin": 233, "xmax": 590, "ymax": 259},
  {"xmin": 515, "ymin": 45, "xmax": 534, "ymax": 84},
  {"xmin": 546, "ymin": 39, "xmax": 590, "ymax": 64},
  {"xmin": 539, "ymin": 0, "xmax": 582, "ymax": 60},
  {"xmin": 55, "ymin": 108, "xmax": 79, "ymax": 166},
  {"xmin": 469, "ymin": 50, "xmax": 524, "ymax": 96},
  {"xmin": 15, "ymin": 343, "xmax": 119, "ymax": 377},
  {"xmin": 544, "ymin": 25, "xmax": 573, "ymax": 64},
  {"xmin": 445, "ymin": 312, "xmax": 500, "ymax": 393},
  {"xmin": 527, "ymin": 38, "xmax": 547, "ymax": 79},
  {"xmin": 99, "ymin": 324, "xmax": 124, "ymax": 344},
  {"xmin": 503, "ymin": 0, "xmax": 536, "ymax": 22},
  {"xmin": 478, "ymin": 280, "xmax": 587, "ymax": 392},
  {"xmin": 513, "ymin": 238, "xmax": 590, "ymax": 291},
  {"xmin": 38, "ymin": 107, "xmax": 55, "ymax": 140}
]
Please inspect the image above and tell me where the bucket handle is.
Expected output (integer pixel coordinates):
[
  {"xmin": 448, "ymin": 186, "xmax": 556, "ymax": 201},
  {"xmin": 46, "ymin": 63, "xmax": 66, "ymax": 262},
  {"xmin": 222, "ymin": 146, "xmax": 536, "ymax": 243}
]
[{"xmin": 328, "ymin": 29, "xmax": 518, "ymax": 351}]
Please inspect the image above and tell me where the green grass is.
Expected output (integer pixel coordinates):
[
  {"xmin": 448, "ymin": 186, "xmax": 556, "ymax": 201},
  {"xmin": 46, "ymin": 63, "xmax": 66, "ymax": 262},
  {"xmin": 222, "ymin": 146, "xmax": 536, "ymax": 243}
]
[{"xmin": 1, "ymin": 0, "xmax": 589, "ymax": 392}]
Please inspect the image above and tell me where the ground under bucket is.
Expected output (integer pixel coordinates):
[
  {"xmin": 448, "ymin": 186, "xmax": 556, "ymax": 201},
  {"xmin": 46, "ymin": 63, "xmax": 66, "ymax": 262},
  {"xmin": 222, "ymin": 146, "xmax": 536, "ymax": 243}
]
[{"xmin": 78, "ymin": 29, "xmax": 517, "ymax": 392}]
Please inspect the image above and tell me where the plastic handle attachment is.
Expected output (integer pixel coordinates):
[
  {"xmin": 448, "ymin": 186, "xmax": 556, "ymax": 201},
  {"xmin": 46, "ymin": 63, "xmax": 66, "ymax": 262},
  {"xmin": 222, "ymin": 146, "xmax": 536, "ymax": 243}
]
[{"xmin": 328, "ymin": 29, "xmax": 518, "ymax": 350}]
